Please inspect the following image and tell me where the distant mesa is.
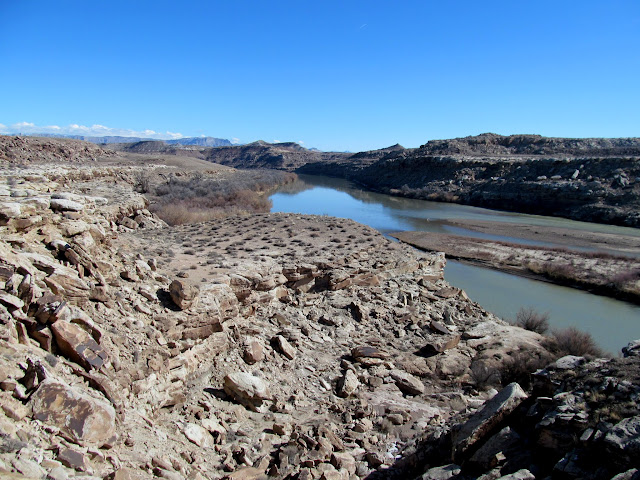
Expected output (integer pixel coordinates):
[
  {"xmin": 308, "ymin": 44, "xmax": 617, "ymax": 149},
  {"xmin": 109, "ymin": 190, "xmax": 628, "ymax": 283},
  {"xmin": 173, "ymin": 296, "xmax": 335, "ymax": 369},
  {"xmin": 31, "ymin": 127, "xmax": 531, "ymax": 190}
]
[{"xmin": 21, "ymin": 133, "xmax": 233, "ymax": 148}]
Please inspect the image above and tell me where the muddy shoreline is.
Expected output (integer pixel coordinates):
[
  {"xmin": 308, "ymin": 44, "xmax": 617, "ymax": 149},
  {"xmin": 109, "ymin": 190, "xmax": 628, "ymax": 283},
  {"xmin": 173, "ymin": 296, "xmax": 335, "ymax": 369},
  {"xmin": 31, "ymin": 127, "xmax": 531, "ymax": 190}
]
[
  {"xmin": 433, "ymin": 219, "xmax": 640, "ymax": 255},
  {"xmin": 390, "ymin": 229, "xmax": 640, "ymax": 304}
]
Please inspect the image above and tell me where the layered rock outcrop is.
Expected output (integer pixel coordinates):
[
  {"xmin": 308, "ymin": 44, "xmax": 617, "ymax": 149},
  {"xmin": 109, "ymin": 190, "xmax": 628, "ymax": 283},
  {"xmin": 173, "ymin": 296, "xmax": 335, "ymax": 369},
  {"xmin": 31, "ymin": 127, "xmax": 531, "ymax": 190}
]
[{"xmin": 0, "ymin": 141, "xmax": 636, "ymax": 480}]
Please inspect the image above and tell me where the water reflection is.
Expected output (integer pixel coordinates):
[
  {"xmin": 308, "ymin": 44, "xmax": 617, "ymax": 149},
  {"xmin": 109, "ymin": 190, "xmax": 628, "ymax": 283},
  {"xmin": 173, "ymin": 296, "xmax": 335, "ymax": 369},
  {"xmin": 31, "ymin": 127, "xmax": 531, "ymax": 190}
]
[{"xmin": 271, "ymin": 174, "xmax": 640, "ymax": 354}]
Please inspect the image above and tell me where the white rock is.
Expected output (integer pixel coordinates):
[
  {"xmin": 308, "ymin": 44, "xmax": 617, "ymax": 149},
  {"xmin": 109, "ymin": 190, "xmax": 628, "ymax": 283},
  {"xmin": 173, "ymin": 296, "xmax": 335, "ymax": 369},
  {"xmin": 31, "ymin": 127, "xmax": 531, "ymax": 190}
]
[
  {"xmin": 183, "ymin": 423, "xmax": 215, "ymax": 448},
  {"xmin": 50, "ymin": 198, "xmax": 84, "ymax": 212}
]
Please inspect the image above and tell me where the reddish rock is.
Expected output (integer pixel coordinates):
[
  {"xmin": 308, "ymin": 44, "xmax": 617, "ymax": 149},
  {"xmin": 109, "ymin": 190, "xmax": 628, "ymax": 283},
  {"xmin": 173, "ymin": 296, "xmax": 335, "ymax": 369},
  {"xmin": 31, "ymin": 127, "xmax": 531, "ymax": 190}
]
[
  {"xmin": 50, "ymin": 320, "xmax": 108, "ymax": 370},
  {"xmin": 30, "ymin": 379, "xmax": 117, "ymax": 447}
]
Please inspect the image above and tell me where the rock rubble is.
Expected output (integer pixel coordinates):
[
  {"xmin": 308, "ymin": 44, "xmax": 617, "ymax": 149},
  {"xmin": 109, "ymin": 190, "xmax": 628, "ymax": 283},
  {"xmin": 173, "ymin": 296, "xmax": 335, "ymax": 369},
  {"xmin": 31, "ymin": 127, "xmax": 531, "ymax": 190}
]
[{"xmin": 0, "ymin": 144, "xmax": 637, "ymax": 479}]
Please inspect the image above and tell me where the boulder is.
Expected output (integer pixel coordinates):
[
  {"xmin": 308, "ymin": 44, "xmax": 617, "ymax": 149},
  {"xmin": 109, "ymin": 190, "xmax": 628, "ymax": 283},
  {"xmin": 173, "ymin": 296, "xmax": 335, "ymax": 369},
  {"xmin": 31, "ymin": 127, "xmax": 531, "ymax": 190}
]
[
  {"xmin": 605, "ymin": 415, "xmax": 640, "ymax": 466},
  {"xmin": 43, "ymin": 273, "xmax": 91, "ymax": 304},
  {"xmin": 421, "ymin": 335, "xmax": 461, "ymax": 355},
  {"xmin": 273, "ymin": 335, "xmax": 296, "ymax": 360},
  {"xmin": 419, "ymin": 464, "xmax": 461, "ymax": 480},
  {"xmin": 451, "ymin": 382, "xmax": 528, "ymax": 462},
  {"xmin": 243, "ymin": 337, "xmax": 264, "ymax": 364},
  {"xmin": 169, "ymin": 279, "xmax": 199, "ymax": 310},
  {"xmin": 351, "ymin": 345, "xmax": 389, "ymax": 366},
  {"xmin": 50, "ymin": 198, "xmax": 84, "ymax": 212},
  {"xmin": 183, "ymin": 422, "xmax": 215, "ymax": 448},
  {"xmin": 390, "ymin": 370, "xmax": 425, "ymax": 396},
  {"xmin": 336, "ymin": 370, "xmax": 359, "ymax": 398},
  {"xmin": 223, "ymin": 372, "xmax": 271, "ymax": 412},
  {"xmin": 468, "ymin": 426, "xmax": 521, "ymax": 469},
  {"xmin": 30, "ymin": 379, "xmax": 116, "ymax": 447},
  {"xmin": 50, "ymin": 320, "xmax": 108, "ymax": 370},
  {"xmin": 622, "ymin": 340, "xmax": 640, "ymax": 357}
]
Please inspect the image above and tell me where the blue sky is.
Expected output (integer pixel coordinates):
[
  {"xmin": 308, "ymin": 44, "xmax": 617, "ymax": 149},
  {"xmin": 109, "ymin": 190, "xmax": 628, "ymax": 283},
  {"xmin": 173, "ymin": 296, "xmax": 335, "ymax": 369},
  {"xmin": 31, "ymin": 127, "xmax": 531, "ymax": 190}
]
[{"xmin": 1, "ymin": 1, "xmax": 638, "ymax": 152}]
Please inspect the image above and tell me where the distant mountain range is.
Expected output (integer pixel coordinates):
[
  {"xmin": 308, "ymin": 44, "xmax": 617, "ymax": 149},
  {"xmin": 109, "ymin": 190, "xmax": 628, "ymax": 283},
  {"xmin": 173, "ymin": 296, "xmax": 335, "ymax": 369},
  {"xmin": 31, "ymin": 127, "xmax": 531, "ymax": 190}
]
[{"xmin": 27, "ymin": 133, "xmax": 233, "ymax": 147}]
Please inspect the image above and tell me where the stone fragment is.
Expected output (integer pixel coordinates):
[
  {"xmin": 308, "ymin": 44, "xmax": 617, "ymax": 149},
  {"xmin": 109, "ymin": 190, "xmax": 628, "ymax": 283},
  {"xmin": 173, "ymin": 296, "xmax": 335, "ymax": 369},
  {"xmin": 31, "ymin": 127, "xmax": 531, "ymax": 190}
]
[
  {"xmin": 336, "ymin": 370, "xmax": 359, "ymax": 397},
  {"xmin": 495, "ymin": 469, "xmax": 535, "ymax": 480},
  {"xmin": 243, "ymin": 337, "xmax": 264, "ymax": 364},
  {"xmin": 434, "ymin": 287, "xmax": 460, "ymax": 299},
  {"xmin": 57, "ymin": 446, "xmax": 89, "ymax": 470},
  {"xmin": 0, "ymin": 291, "xmax": 24, "ymax": 311},
  {"xmin": 50, "ymin": 198, "xmax": 84, "ymax": 212},
  {"xmin": 223, "ymin": 372, "xmax": 271, "ymax": 412},
  {"xmin": 390, "ymin": 369, "xmax": 425, "ymax": 396},
  {"xmin": 51, "ymin": 320, "xmax": 108, "ymax": 370},
  {"xmin": 201, "ymin": 417, "xmax": 226, "ymax": 442},
  {"xmin": 184, "ymin": 422, "xmax": 215, "ymax": 448},
  {"xmin": 43, "ymin": 273, "xmax": 91, "ymax": 304},
  {"xmin": 224, "ymin": 466, "xmax": 267, "ymax": 480},
  {"xmin": 273, "ymin": 334, "xmax": 296, "ymax": 360},
  {"xmin": 550, "ymin": 355, "xmax": 586, "ymax": 370},
  {"xmin": 451, "ymin": 382, "xmax": 528, "ymax": 462},
  {"xmin": 468, "ymin": 426, "xmax": 520, "ymax": 469},
  {"xmin": 430, "ymin": 320, "xmax": 451, "ymax": 335},
  {"xmin": 331, "ymin": 452, "xmax": 356, "ymax": 475},
  {"xmin": 351, "ymin": 345, "xmax": 389, "ymax": 366},
  {"xmin": 604, "ymin": 415, "xmax": 640, "ymax": 465},
  {"xmin": 30, "ymin": 379, "xmax": 117, "ymax": 447},
  {"xmin": 421, "ymin": 334, "xmax": 461, "ymax": 355},
  {"xmin": 169, "ymin": 279, "xmax": 199, "ymax": 310},
  {"xmin": 419, "ymin": 464, "xmax": 461, "ymax": 480},
  {"xmin": 622, "ymin": 339, "xmax": 640, "ymax": 357},
  {"xmin": 112, "ymin": 466, "xmax": 152, "ymax": 480}
]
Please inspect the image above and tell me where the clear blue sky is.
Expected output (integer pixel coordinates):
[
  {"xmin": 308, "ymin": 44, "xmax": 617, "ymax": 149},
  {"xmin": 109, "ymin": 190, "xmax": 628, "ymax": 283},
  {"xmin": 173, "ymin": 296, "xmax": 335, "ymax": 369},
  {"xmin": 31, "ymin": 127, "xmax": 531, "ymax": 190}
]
[{"xmin": 1, "ymin": 1, "xmax": 638, "ymax": 152}]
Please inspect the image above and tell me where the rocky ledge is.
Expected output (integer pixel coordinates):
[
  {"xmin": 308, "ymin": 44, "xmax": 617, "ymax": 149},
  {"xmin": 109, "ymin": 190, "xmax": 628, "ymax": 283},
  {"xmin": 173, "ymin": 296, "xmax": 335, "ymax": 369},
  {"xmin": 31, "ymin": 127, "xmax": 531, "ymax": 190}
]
[{"xmin": 0, "ymin": 156, "xmax": 638, "ymax": 480}]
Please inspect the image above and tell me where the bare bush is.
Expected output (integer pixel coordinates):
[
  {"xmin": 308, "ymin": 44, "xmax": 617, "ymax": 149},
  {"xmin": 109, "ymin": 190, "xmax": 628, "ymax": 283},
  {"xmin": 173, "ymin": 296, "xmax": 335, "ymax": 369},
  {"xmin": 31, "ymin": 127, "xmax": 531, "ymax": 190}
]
[
  {"xmin": 133, "ymin": 171, "xmax": 151, "ymax": 193},
  {"xmin": 499, "ymin": 350, "xmax": 554, "ymax": 390},
  {"xmin": 546, "ymin": 326, "xmax": 604, "ymax": 358},
  {"xmin": 150, "ymin": 170, "xmax": 294, "ymax": 225},
  {"xmin": 470, "ymin": 362, "xmax": 501, "ymax": 390},
  {"xmin": 514, "ymin": 307, "xmax": 550, "ymax": 334}
]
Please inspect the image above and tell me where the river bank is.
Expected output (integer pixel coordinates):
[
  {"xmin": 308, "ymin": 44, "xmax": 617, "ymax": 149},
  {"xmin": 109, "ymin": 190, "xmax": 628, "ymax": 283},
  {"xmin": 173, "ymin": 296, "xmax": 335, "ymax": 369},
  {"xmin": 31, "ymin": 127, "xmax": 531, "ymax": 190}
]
[{"xmin": 390, "ymin": 230, "xmax": 640, "ymax": 304}]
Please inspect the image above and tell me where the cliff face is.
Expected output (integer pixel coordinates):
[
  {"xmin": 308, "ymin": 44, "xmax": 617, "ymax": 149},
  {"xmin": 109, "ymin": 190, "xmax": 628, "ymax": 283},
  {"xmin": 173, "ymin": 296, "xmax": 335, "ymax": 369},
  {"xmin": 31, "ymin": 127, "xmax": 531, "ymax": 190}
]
[{"xmin": 207, "ymin": 134, "xmax": 640, "ymax": 228}]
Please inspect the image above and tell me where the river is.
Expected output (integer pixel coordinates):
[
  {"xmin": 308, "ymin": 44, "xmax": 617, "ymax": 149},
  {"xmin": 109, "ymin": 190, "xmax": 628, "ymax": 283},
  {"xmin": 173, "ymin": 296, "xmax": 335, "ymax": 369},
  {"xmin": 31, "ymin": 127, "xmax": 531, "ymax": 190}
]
[{"xmin": 270, "ymin": 174, "xmax": 640, "ymax": 355}]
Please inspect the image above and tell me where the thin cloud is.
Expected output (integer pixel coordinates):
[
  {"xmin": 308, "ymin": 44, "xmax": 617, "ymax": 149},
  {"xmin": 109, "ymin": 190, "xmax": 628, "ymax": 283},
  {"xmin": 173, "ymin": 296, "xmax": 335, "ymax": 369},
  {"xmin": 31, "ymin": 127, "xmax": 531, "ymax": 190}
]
[{"xmin": 2, "ymin": 122, "xmax": 184, "ymax": 140}]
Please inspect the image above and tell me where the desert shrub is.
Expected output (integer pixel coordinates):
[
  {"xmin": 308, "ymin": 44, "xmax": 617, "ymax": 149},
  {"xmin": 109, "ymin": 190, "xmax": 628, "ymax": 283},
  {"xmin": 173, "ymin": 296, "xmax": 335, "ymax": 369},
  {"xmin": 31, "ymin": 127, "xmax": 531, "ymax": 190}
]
[
  {"xmin": 611, "ymin": 268, "xmax": 640, "ymax": 287},
  {"xmin": 546, "ymin": 326, "xmax": 604, "ymax": 357},
  {"xmin": 539, "ymin": 262, "xmax": 577, "ymax": 281},
  {"xmin": 514, "ymin": 307, "xmax": 550, "ymax": 334},
  {"xmin": 470, "ymin": 362, "xmax": 501, "ymax": 390},
  {"xmin": 149, "ymin": 169, "xmax": 294, "ymax": 225},
  {"xmin": 133, "ymin": 171, "xmax": 151, "ymax": 193},
  {"xmin": 499, "ymin": 350, "xmax": 554, "ymax": 389}
]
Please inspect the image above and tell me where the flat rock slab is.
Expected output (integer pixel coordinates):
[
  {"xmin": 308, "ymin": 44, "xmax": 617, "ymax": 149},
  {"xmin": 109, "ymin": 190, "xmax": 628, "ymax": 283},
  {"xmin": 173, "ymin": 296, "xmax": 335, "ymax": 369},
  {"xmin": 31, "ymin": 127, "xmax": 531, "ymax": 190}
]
[
  {"xmin": 50, "ymin": 198, "xmax": 84, "ymax": 212},
  {"xmin": 451, "ymin": 382, "xmax": 528, "ymax": 462},
  {"xmin": 30, "ymin": 379, "xmax": 116, "ymax": 447}
]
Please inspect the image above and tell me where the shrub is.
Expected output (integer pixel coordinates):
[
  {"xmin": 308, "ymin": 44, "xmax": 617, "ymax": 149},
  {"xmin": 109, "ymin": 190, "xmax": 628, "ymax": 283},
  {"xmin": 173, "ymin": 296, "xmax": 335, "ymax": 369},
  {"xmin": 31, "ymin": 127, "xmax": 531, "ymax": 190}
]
[
  {"xmin": 514, "ymin": 307, "xmax": 550, "ymax": 334},
  {"xmin": 546, "ymin": 326, "xmax": 604, "ymax": 357},
  {"xmin": 499, "ymin": 350, "xmax": 553, "ymax": 389},
  {"xmin": 149, "ymin": 169, "xmax": 292, "ymax": 225},
  {"xmin": 470, "ymin": 362, "xmax": 501, "ymax": 390}
]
